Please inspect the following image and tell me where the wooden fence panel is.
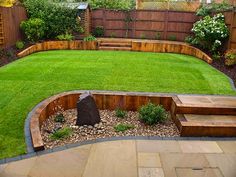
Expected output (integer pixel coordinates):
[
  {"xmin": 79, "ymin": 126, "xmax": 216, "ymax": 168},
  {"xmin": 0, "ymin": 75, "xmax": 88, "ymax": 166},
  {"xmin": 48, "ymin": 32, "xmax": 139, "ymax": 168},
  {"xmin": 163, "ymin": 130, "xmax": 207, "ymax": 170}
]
[
  {"xmin": 92, "ymin": 9, "xmax": 236, "ymax": 49},
  {"xmin": 0, "ymin": 6, "xmax": 27, "ymax": 48}
]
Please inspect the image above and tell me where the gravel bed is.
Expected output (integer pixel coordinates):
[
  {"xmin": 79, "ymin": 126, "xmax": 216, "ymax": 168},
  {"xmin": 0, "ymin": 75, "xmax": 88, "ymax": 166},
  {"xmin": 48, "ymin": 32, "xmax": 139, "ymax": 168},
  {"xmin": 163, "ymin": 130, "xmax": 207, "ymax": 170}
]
[{"xmin": 41, "ymin": 109, "xmax": 180, "ymax": 149}]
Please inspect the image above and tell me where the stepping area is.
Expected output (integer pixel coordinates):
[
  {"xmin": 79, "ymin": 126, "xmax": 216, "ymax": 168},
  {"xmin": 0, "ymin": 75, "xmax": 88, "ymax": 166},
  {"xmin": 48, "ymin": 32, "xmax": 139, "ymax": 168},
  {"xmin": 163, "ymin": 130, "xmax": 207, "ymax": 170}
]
[
  {"xmin": 1, "ymin": 140, "xmax": 236, "ymax": 177},
  {"xmin": 173, "ymin": 95, "xmax": 236, "ymax": 137}
]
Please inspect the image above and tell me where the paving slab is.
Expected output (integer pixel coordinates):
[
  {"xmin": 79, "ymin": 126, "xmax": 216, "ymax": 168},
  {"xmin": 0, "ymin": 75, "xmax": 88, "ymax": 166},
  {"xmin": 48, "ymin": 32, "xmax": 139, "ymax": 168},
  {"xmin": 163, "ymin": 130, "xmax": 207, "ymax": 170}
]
[
  {"xmin": 82, "ymin": 140, "xmax": 137, "ymax": 177},
  {"xmin": 28, "ymin": 144, "xmax": 91, "ymax": 177},
  {"xmin": 217, "ymin": 141, "xmax": 236, "ymax": 153},
  {"xmin": 160, "ymin": 153, "xmax": 211, "ymax": 177},
  {"xmin": 205, "ymin": 154, "xmax": 236, "ymax": 177},
  {"xmin": 175, "ymin": 167, "xmax": 223, "ymax": 177},
  {"xmin": 137, "ymin": 140, "xmax": 181, "ymax": 153},
  {"xmin": 138, "ymin": 153, "xmax": 162, "ymax": 167},
  {"xmin": 1, "ymin": 157, "xmax": 36, "ymax": 176},
  {"xmin": 138, "ymin": 168, "xmax": 164, "ymax": 177},
  {"xmin": 178, "ymin": 141, "xmax": 223, "ymax": 153}
]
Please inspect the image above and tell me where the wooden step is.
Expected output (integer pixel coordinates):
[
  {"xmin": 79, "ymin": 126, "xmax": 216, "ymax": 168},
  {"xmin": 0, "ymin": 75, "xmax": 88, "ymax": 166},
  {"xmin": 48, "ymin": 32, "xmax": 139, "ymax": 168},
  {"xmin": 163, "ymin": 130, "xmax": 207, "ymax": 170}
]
[
  {"xmin": 173, "ymin": 95, "xmax": 236, "ymax": 115},
  {"xmin": 100, "ymin": 42, "xmax": 131, "ymax": 47},
  {"xmin": 99, "ymin": 46, "xmax": 131, "ymax": 51},
  {"xmin": 175, "ymin": 114, "xmax": 236, "ymax": 137}
]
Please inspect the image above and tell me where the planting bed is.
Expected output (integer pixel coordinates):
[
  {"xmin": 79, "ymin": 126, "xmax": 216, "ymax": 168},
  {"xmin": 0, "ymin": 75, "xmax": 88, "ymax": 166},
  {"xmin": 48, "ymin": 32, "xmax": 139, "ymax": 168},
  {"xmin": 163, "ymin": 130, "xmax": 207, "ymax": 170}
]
[{"xmin": 41, "ymin": 109, "xmax": 179, "ymax": 149}]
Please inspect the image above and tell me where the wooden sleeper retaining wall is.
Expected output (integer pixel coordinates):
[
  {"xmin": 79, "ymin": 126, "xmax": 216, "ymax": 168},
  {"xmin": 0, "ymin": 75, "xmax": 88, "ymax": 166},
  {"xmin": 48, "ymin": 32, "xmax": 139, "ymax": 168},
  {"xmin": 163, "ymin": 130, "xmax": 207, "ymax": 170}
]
[{"xmin": 17, "ymin": 40, "xmax": 212, "ymax": 63}]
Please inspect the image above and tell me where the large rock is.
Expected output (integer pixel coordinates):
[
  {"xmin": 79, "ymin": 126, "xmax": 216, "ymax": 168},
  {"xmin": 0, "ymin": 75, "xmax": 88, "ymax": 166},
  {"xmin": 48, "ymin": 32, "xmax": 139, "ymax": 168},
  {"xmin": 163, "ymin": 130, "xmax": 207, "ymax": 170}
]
[{"xmin": 76, "ymin": 92, "xmax": 101, "ymax": 126}]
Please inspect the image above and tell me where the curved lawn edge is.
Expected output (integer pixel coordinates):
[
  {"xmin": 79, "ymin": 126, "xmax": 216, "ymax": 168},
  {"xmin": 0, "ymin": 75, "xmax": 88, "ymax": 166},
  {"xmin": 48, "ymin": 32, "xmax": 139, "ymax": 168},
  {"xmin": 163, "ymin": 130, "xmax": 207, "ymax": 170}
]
[{"xmin": 17, "ymin": 39, "xmax": 213, "ymax": 63}]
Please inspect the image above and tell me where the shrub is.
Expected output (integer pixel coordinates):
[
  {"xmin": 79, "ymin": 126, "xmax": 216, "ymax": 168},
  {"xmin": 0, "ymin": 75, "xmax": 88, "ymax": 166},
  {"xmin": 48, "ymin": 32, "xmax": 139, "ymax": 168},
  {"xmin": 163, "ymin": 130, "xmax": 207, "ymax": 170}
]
[
  {"xmin": 114, "ymin": 123, "xmax": 135, "ymax": 132},
  {"xmin": 15, "ymin": 41, "xmax": 24, "ymax": 50},
  {"xmin": 115, "ymin": 108, "xmax": 127, "ymax": 118},
  {"xmin": 110, "ymin": 32, "xmax": 116, "ymax": 38},
  {"xmin": 140, "ymin": 33, "xmax": 146, "ymax": 39},
  {"xmin": 50, "ymin": 127, "xmax": 72, "ymax": 140},
  {"xmin": 139, "ymin": 103, "xmax": 167, "ymax": 125},
  {"xmin": 155, "ymin": 32, "xmax": 161, "ymax": 40},
  {"xmin": 93, "ymin": 26, "xmax": 104, "ymax": 37},
  {"xmin": 56, "ymin": 33, "xmax": 74, "ymax": 41},
  {"xmin": 168, "ymin": 34, "xmax": 176, "ymax": 41},
  {"xmin": 83, "ymin": 35, "xmax": 97, "ymax": 41},
  {"xmin": 88, "ymin": 0, "xmax": 135, "ymax": 10},
  {"xmin": 20, "ymin": 18, "xmax": 45, "ymax": 42},
  {"xmin": 54, "ymin": 113, "xmax": 65, "ymax": 123},
  {"xmin": 23, "ymin": 0, "xmax": 78, "ymax": 39},
  {"xmin": 196, "ymin": 1, "xmax": 233, "ymax": 17},
  {"xmin": 189, "ymin": 13, "xmax": 229, "ymax": 54},
  {"xmin": 225, "ymin": 49, "xmax": 236, "ymax": 66}
]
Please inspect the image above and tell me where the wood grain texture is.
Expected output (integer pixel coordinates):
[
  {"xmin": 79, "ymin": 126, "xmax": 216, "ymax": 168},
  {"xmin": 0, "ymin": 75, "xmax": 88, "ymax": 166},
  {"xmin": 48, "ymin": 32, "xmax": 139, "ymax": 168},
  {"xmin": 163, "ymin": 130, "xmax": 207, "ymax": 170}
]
[{"xmin": 29, "ymin": 91, "xmax": 236, "ymax": 151}]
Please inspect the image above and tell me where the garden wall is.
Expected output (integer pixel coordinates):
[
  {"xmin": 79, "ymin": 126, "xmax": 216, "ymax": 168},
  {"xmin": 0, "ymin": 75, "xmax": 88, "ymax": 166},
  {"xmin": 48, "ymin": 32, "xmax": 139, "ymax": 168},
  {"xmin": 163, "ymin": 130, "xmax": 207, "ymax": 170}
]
[
  {"xmin": 92, "ymin": 9, "xmax": 236, "ymax": 49},
  {"xmin": 0, "ymin": 5, "xmax": 27, "ymax": 48}
]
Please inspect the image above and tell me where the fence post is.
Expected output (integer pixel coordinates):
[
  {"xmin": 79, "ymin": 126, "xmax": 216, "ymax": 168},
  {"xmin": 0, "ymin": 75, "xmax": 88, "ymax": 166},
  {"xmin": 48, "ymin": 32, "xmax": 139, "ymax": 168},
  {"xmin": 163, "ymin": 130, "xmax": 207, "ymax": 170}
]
[
  {"xmin": 102, "ymin": 9, "xmax": 107, "ymax": 37},
  {"xmin": 164, "ymin": 10, "xmax": 169, "ymax": 40},
  {"xmin": 132, "ymin": 10, "xmax": 137, "ymax": 38},
  {"xmin": 227, "ymin": 11, "xmax": 235, "ymax": 49}
]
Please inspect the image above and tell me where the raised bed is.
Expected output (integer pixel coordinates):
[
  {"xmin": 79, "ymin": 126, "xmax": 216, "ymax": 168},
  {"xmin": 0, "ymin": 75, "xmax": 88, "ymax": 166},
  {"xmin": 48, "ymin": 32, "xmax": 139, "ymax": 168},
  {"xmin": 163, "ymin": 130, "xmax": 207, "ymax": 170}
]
[
  {"xmin": 28, "ymin": 91, "xmax": 236, "ymax": 151},
  {"xmin": 17, "ymin": 39, "xmax": 212, "ymax": 63}
]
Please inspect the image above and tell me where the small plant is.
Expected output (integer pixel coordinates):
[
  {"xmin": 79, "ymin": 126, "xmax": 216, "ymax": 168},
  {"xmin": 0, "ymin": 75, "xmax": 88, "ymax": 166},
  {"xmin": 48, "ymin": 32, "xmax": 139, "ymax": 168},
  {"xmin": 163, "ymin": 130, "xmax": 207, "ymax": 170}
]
[
  {"xmin": 114, "ymin": 123, "xmax": 135, "ymax": 132},
  {"xmin": 155, "ymin": 32, "xmax": 161, "ymax": 40},
  {"xmin": 168, "ymin": 34, "xmax": 176, "ymax": 41},
  {"xmin": 93, "ymin": 26, "xmax": 104, "ymax": 37},
  {"xmin": 54, "ymin": 113, "xmax": 65, "ymax": 123},
  {"xmin": 140, "ymin": 33, "xmax": 146, "ymax": 39},
  {"xmin": 15, "ymin": 41, "xmax": 24, "ymax": 50},
  {"xmin": 56, "ymin": 33, "xmax": 74, "ymax": 41},
  {"xmin": 115, "ymin": 108, "xmax": 127, "ymax": 118},
  {"xmin": 83, "ymin": 35, "xmax": 97, "ymax": 42},
  {"xmin": 50, "ymin": 127, "xmax": 72, "ymax": 140},
  {"xmin": 212, "ymin": 52, "xmax": 221, "ymax": 60},
  {"xmin": 139, "ymin": 103, "xmax": 168, "ymax": 125},
  {"xmin": 110, "ymin": 32, "xmax": 116, "ymax": 38},
  {"xmin": 225, "ymin": 49, "xmax": 236, "ymax": 66},
  {"xmin": 20, "ymin": 18, "xmax": 45, "ymax": 42}
]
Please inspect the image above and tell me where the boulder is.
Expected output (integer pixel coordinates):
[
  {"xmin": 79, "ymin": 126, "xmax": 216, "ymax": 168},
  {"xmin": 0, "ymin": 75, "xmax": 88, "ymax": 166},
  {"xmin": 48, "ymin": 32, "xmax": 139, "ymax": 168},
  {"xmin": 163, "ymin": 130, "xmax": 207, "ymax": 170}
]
[{"xmin": 76, "ymin": 92, "xmax": 100, "ymax": 126}]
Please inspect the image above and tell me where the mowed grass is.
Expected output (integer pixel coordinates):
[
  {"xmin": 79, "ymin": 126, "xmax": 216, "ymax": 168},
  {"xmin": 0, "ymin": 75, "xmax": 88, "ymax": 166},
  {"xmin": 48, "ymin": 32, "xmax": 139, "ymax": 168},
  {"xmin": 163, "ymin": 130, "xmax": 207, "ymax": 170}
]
[{"xmin": 0, "ymin": 50, "xmax": 235, "ymax": 159}]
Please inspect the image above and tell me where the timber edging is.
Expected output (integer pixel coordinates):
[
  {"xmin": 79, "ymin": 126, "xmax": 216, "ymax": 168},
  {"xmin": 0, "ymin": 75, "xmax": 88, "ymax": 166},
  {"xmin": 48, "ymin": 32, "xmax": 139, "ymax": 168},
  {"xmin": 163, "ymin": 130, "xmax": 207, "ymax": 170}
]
[
  {"xmin": 17, "ymin": 39, "xmax": 212, "ymax": 63},
  {"xmin": 27, "ymin": 91, "xmax": 236, "ymax": 151}
]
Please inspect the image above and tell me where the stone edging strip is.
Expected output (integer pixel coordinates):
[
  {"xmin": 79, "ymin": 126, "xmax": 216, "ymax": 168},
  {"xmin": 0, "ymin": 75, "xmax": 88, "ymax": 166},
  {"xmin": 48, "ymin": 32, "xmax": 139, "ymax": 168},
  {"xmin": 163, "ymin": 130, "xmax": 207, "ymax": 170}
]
[{"xmin": 1, "ymin": 136, "xmax": 236, "ymax": 165}]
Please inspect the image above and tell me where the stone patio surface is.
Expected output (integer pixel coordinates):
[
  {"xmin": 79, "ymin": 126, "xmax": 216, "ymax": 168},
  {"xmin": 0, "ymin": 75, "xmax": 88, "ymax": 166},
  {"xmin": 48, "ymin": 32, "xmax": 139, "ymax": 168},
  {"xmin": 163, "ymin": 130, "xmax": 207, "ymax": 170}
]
[{"xmin": 0, "ymin": 140, "xmax": 236, "ymax": 177}]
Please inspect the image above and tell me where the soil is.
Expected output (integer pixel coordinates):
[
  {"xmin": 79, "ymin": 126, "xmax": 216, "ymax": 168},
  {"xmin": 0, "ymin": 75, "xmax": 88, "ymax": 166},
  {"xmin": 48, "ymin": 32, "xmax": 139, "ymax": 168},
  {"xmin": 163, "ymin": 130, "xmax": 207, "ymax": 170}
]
[
  {"xmin": 41, "ymin": 109, "xmax": 180, "ymax": 149},
  {"xmin": 211, "ymin": 59, "xmax": 236, "ymax": 87}
]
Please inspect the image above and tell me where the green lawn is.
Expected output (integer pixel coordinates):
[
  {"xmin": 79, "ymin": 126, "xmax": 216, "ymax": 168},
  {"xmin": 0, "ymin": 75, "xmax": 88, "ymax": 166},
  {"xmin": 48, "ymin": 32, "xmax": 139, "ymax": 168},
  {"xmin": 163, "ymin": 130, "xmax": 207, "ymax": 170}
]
[{"xmin": 0, "ymin": 50, "xmax": 235, "ymax": 159}]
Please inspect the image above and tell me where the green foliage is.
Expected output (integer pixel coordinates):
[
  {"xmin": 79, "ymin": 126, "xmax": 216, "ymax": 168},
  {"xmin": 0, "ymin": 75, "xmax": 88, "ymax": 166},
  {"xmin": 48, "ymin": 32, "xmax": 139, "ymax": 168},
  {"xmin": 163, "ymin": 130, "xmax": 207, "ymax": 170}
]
[
  {"xmin": 155, "ymin": 32, "xmax": 161, "ymax": 40},
  {"xmin": 88, "ymin": 0, "xmax": 135, "ymax": 10},
  {"xmin": 114, "ymin": 123, "xmax": 135, "ymax": 132},
  {"xmin": 93, "ymin": 26, "xmax": 104, "ymax": 37},
  {"xmin": 189, "ymin": 13, "xmax": 229, "ymax": 54},
  {"xmin": 54, "ymin": 113, "xmax": 65, "ymax": 123},
  {"xmin": 139, "ymin": 103, "xmax": 167, "ymax": 125},
  {"xmin": 225, "ymin": 49, "xmax": 236, "ymax": 66},
  {"xmin": 50, "ymin": 127, "xmax": 72, "ymax": 140},
  {"xmin": 168, "ymin": 34, "xmax": 176, "ymax": 41},
  {"xmin": 83, "ymin": 35, "xmax": 97, "ymax": 41},
  {"xmin": 115, "ymin": 108, "xmax": 127, "ymax": 118},
  {"xmin": 15, "ymin": 41, "xmax": 25, "ymax": 50},
  {"xmin": 56, "ymin": 33, "xmax": 74, "ymax": 41},
  {"xmin": 140, "ymin": 33, "xmax": 146, "ymax": 39},
  {"xmin": 197, "ymin": 1, "xmax": 233, "ymax": 17},
  {"xmin": 110, "ymin": 32, "xmax": 116, "ymax": 38},
  {"xmin": 20, "ymin": 18, "xmax": 45, "ymax": 42},
  {"xmin": 23, "ymin": 0, "xmax": 78, "ymax": 39}
]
